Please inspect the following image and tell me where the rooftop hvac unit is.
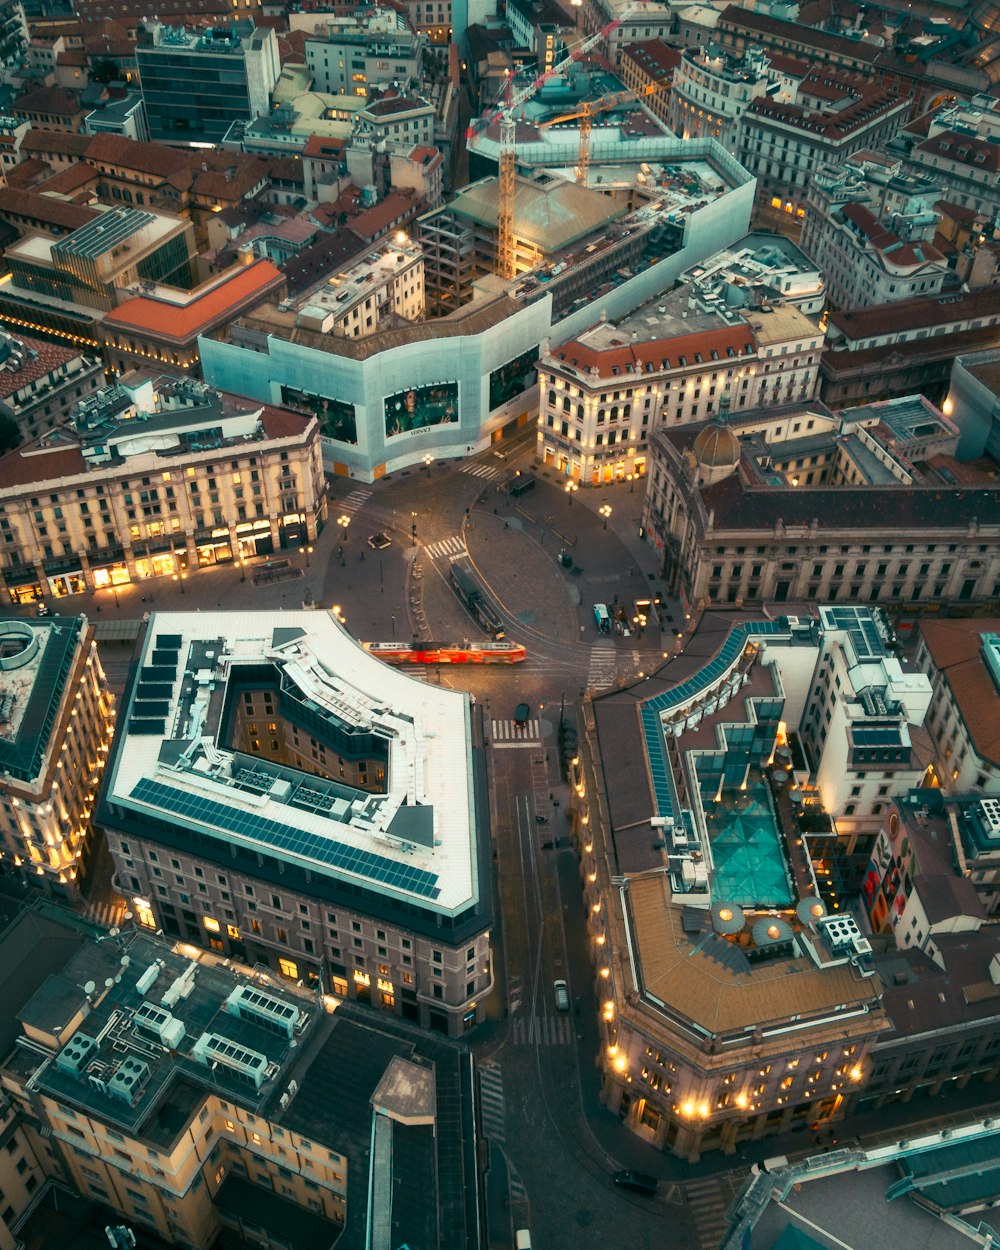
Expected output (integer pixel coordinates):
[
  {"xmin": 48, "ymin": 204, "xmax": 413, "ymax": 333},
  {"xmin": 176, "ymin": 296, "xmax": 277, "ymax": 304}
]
[
  {"xmin": 226, "ymin": 985, "xmax": 301, "ymax": 1038},
  {"xmin": 107, "ymin": 1055, "xmax": 151, "ymax": 1104},
  {"xmin": 979, "ymin": 797, "xmax": 1000, "ymax": 836},
  {"xmin": 134, "ymin": 1000, "xmax": 186, "ymax": 1049},
  {"xmin": 161, "ymin": 961, "xmax": 198, "ymax": 1009},
  {"xmin": 55, "ymin": 1033, "xmax": 97, "ymax": 1075},
  {"xmin": 193, "ymin": 1032, "xmax": 269, "ymax": 1089},
  {"xmin": 136, "ymin": 960, "xmax": 164, "ymax": 996}
]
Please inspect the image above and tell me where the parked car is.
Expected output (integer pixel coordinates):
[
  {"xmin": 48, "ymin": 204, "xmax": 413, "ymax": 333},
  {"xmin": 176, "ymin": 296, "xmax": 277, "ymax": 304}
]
[
  {"xmin": 553, "ymin": 979, "xmax": 570, "ymax": 1012},
  {"xmin": 614, "ymin": 1170, "xmax": 657, "ymax": 1196},
  {"xmin": 514, "ymin": 702, "xmax": 530, "ymax": 727}
]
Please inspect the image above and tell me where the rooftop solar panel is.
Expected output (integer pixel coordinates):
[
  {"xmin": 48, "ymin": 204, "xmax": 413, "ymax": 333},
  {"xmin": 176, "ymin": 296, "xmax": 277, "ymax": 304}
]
[
  {"xmin": 129, "ymin": 777, "xmax": 442, "ymax": 900},
  {"xmin": 128, "ymin": 719, "xmax": 167, "ymax": 735},
  {"xmin": 155, "ymin": 634, "xmax": 183, "ymax": 648}
]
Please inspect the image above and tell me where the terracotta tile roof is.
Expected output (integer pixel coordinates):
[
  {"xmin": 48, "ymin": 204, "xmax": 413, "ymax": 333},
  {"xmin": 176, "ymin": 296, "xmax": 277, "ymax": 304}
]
[
  {"xmin": 102, "ymin": 259, "xmax": 284, "ymax": 342},
  {"xmin": 918, "ymin": 617, "xmax": 1000, "ymax": 767},
  {"xmin": 37, "ymin": 163, "xmax": 99, "ymax": 196},
  {"xmin": 4, "ymin": 158, "xmax": 57, "ymax": 190},
  {"xmin": 264, "ymin": 155, "xmax": 303, "ymax": 184},
  {"xmin": 717, "ymin": 3, "xmax": 880, "ymax": 63},
  {"xmin": 0, "ymin": 334, "xmax": 81, "ymax": 401},
  {"xmin": 828, "ymin": 286, "xmax": 1000, "ymax": 341},
  {"xmin": 0, "ymin": 187, "xmax": 99, "ymax": 232},
  {"xmin": 349, "ymin": 189, "xmax": 421, "ymax": 240},
  {"xmin": 0, "ymin": 443, "xmax": 86, "ymax": 489},
  {"xmin": 19, "ymin": 129, "xmax": 92, "ymax": 157},
  {"xmin": 915, "ymin": 129, "xmax": 1000, "ymax": 173},
  {"xmin": 258, "ymin": 403, "xmax": 314, "ymax": 441},
  {"xmin": 620, "ymin": 38, "xmax": 682, "ymax": 76},
  {"xmin": 85, "ymin": 132, "xmax": 190, "ymax": 177},
  {"xmin": 302, "ymin": 134, "xmax": 345, "ymax": 159},
  {"xmin": 282, "ymin": 228, "xmax": 367, "ymax": 297},
  {"xmin": 12, "ymin": 86, "xmax": 85, "ymax": 117},
  {"xmin": 56, "ymin": 50, "xmax": 88, "ymax": 66},
  {"xmin": 553, "ymin": 325, "xmax": 755, "ymax": 376}
]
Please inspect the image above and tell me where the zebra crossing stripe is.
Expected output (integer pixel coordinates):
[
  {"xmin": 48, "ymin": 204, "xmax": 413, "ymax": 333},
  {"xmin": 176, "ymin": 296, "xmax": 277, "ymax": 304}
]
[
  {"xmin": 461, "ymin": 463, "xmax": 500, "ymax": 479},
  {"xmin": 338, "ymin": 488, "xmax": 371, "ymax": 514},
  {"xmin": 424, "ymin": 535, "xmax": 466, "ymax": 560}
]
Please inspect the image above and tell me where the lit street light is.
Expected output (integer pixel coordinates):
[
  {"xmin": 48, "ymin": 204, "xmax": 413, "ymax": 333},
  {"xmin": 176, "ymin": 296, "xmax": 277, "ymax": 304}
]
[
  {"xmin": 337, "ymin": 514, "xmax": 350, "ymax": 543},
  {"xmin": 423, "ymin": 454, "xmax": 433, "ymax": 474},
  {"xmin": 299, "ymin": 545, "xmax": 313, "ymax": 567},
  {"xmin": 599, "ymin": 503, "xmax": 612, "ymax": 529},
  {"xmin": 565, "ymin": 480, "xmax": 578, "ymax": 506}
]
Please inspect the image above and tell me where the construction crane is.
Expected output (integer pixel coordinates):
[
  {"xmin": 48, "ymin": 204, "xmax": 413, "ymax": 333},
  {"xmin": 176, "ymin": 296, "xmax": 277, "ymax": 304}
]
[
  {"xmin": 466, "ymin": 18, "xmax": 624, "ymax": 279},
  {"xmin": 537, "ymin": 79, "xmax": 669, "ymax": 186}
]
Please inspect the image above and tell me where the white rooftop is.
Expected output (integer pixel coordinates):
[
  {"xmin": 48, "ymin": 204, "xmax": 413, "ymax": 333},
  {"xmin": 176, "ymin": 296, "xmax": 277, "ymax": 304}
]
[{"xmin": 105, "ymin": 610, "xmax": 480, "ymax": 914}]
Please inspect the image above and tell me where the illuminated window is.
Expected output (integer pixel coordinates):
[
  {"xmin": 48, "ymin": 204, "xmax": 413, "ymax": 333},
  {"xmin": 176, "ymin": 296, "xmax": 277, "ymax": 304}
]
[
  {"xmin": 226, "ymin": 924, "xmax": 239, "ymax": 939},
  {"xmin": 279, "ymin": 958, "xmax": 298, "ymax": 979},
  {"xmin": 252, "ymin": 1132, "xmax": 261, "ymax": 1144},
  {"xmin": 225, "ymin": 1120, "xmax": 235, "ymax": 1131},
  {"xmin": 203, "ymin": 916, "xmax": 220, "ymax": 933}
]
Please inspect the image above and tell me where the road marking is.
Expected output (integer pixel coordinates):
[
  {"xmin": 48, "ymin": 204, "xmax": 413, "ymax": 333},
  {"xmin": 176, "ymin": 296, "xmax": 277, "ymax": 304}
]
[
  {"xmin": 337, "ymin": 487, "xmax": 372, "ymax": 515},
  {"xmin": 587, "ymin": 642, "xmax": 619, "ymax": 690},
  {"xmin": 461, "ymin": 463, "xmax": 501, "ymax": 480},
  {"xmin": 424, "ymin": 535, "xmax": 466, "ymax": 560},
  {"xmin": 491, "ymin": 719, "xmax": 541, "ymax": 744},
  {"xmin": 478, "ymin": 1062, "xmax": 507, "ymax": 1144},
  {"xmin": 510, "ymin": 1015, "xmax": 573, "ymax": 1046},
  {"xmin": 85, "ymin": 898, "xmax": 128, "ymax": 930}
]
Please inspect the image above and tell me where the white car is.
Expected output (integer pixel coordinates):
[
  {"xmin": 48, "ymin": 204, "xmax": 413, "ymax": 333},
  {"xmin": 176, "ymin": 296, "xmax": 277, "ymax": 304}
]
[{"xmin": 553, "ymin": 979, "xmax": 570, "ymax": 1012}]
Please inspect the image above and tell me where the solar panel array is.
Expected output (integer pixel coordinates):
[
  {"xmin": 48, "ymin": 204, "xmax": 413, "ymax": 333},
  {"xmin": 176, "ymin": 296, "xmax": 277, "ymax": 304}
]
[
  {"xmin": 639, "ymin": 619, "xmax": 791, "ymax": 818},
  {"xmin": 823, "ymin": 607, "xmax": 886, "ymax": 661},
  {"xmin": 130, "ymin": 776, "xmax": 442, "ymax": 900}
]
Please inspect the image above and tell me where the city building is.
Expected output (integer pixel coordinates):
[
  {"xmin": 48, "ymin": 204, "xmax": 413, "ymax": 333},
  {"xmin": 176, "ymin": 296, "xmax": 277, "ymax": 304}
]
[
  {"xmin": 301, "ymin": 10, "xmax": 424, "ymax": 99},
  {"xmin": 582, "ymin": 604, "xmax": 999, "ymax": 1159},
  {"xmin": 820, "ymin": 287, "xmax": 1000, "ymax": 411},
  {"xmin": 898, "ymin": 97, "xmax": 1000, "ymax": 218},
  {"xmin": 83, "ymin": 90, "xmax": 149, "ymax": 142},
  {"xmin": 97, "ymin": 609, "xmax": 493, "ymax": 1037},
  {"xmin": 0, "ymin": 614, "xmax": 113, "ymax": 900},
  {"xmin": 943, "ymin": 345, "xmax": 1000, "ymax": 460},
  {"xmin": 0, "ymin": 374, "xmax": 326, "ymax": 604},
  {"xmin": 916, "ymin": 618, "xmax": 1000, "ymax": 798},
  {"xmin": 667, "ymin": 44, "xmax": 803, "ymax": 152},
  {"xmin": 800, "ymin": 161, "xmax": 948, "ymax": 310},
  {"xmin": 641, "ymin": 394, "xmax": 1000, "ymax": 610},
  {"xmin": 0, "ymin": 907, "xmax": 480, "ymax": 1250},
  {"xmin": 136, "ymin": 21, "xmax": 279, "ymax": 146},
  {"xmin": 0, "ymin": 327, "xmax": 103, "ymax": 443},
  {"xmin": 678, "ymin": 230, "xmax": 824, "ymax": 317},
  {"xmin": 617, "ymin": 40, "xmax": 679, "ymax": 127},
  {"xmin": 585, "ymin": 608, "xmax": 892, "ymax": 1158},
  {"xmin": 3, "ymin": 204, "xmax": 196, "ymax": 314},
  {"xmin": 537, "ymin": 285, "xmax": 821, "ymax": 484},
  {"xmin": 99, "ymin": 257, "xmax": 286, "ymax": 376},
  {"xmin": 11, "ymin": 84, "xmax": 86, "ymax": 132},
  {"xmin": 202, "ymin": 144, "xmax": 755, "ymax": 481},
  {"xmin": 735, "ymin": 78, "xmax": 909, "ymax": 221}
]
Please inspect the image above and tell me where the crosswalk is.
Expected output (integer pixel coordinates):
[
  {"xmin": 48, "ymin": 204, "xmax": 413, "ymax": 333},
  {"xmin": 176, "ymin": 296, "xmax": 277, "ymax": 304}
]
[
  {"xmin": 424, "ymin": 534, "xmax": 466, "ymax": 560},
  {"xmin": 510, "ymin": 1014, "xmax": 575, "ymax": 1046},
  {"xmin": 491, "ymin": 719, "xmax": 541, "ymax": 745},
  {"xmin": 586, "ymin": 642, "xmax": 619, "ymax": 690},
  {"xmin": 461, "ymin": 462, "xmax": 501, "ymax": 480},
  {"xmin": 684, "ymin": 1174, "xmax": 740, "ymax": 1250},
  {"xmin": 337, "ymin": 487, "xmax": 371, "ymax": 516},
  {"xmin": 85, "ymin": 897, "xmax": 129, "ymax": 931},
  {"xmin": 478, "ymin": 1062, "xmax": 507, "ymax": 1144}
]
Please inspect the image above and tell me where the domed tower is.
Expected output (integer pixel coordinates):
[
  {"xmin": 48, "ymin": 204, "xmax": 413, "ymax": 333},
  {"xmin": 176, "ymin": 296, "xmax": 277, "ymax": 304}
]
[{"xmin": 692, "ymin": 391, "xmax": 740, "ymax": 486}]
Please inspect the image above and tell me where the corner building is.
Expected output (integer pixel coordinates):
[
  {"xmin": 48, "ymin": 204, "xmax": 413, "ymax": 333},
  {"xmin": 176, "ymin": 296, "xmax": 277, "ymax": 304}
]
[{"xmin": 97, "ymin": 610, "xmax": 493, "ymax": 1037}]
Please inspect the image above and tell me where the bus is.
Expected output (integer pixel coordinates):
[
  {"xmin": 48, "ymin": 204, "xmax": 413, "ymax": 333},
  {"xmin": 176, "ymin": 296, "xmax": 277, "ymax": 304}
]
[
  {"xmin": 449, "ymin": 558, "xmax": 506, "ymax": 639},
  {"xmin": 364, "ymin": 641, "xmax": 526, "ymax": 665}
]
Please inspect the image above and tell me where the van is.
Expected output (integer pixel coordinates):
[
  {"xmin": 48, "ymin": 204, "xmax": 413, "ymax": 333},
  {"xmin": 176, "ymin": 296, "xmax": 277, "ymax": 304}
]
[
  {"xmin": 593, "ymin": 603, "xmax": 611, "ymax": 635},
  {"xmin": 515, "ymin": 1231, "xmax": 532, "ymax": 1250},
  {"xmin": 507, "ymin": 472, "xmax": 536, "ymax": 497},
  {"xmin": 613, "ymin": 1169, "xmax": 658, "ymax": 1196}
]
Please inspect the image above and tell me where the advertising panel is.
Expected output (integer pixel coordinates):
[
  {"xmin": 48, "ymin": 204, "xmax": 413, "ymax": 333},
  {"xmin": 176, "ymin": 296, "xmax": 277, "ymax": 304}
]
[
  {"xmin": 280, "ymin": 385, "xmax": 358, "ymax": 445},
  {"xmin": 384, "ymin": 381, "xmax": 458, "ymax": 438}
]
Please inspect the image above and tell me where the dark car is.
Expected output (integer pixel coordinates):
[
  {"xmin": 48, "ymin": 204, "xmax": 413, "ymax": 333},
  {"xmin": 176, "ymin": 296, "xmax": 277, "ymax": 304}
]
[
  {"xmin": 515, "ymin": 702, "xmax": 530, "ymax": 727},
  {"xmin": 614, "ymin": 1170, "xmax": 658, "ymax": 1196}
]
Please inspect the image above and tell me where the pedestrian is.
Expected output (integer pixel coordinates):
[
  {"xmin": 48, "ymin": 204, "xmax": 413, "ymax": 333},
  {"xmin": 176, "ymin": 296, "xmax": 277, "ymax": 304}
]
[
  {"xmin": 503, "ymin": 521, "xmax": 509, "ymax": 529},
  {"xmin": 359, "ymin": 551, "xmax": 365, "ymax": 561}
]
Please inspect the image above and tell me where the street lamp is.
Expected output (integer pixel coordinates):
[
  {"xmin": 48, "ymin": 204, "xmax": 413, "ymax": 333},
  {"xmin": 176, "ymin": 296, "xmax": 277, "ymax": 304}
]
[
  {"xmin": 411, "ymin": 511, "xmax": 418, "ymax": 541},
  {"xmin": 173, "ymin": 573, "xmax": 186, "ymax": 595},
  {"xmin": 627, "ymin": 473, "xmax": 634, "ymax": 493},
  {"xmin": 332, "ymin": 604, "xmax": 346, "ymax": 625},
  {"xmin": 599, "ymin": 504, "xmax": 612, "ymax": 529},
  {"xmin": 237, "ymin": 560, "xmax": 246, "ymax": 583},
  {"xmin": 423, "ymin": 453, "xmax": 433, "ymax": 474},
  {"xmin": 565, "ymin": 480, "xmax": 578, "ymax": 506},
  {"xmin": 337, "ymin": 514, "xmax": 350, "ymax": 543},
  {"xmin": 299, "ymin": 545, "xmax": 313, "ymax": 567}
]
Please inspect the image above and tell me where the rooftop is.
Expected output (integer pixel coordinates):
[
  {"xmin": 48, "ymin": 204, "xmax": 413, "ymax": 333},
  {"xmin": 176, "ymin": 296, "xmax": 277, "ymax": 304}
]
[
  {"xmin": 0, "ymin": 913, "xmax": 319, "ymax": 1146},
  {"xmin": 450, "ymin": 173, "xmax": 624, "ymax": 253},
  {"xmin": 919, "ymin": 618, "xmax": 1000, "ymax": 767},
  {"xmin": 0, "ymin": 616, "xmax": 85, "ymax": 786},
  {"xmin": 102, "ymin": 259, "xmax": 284, "ymax": 342},
  {"xmin": 103, "ymin": 611, "xmax": 482, "ymax": 916}
]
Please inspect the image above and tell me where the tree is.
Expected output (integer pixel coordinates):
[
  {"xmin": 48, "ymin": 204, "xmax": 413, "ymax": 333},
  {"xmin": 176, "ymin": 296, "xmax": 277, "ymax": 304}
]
[{"xmin": 89, "ymin": 57, "xmax": 120, "ymax": 85}]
